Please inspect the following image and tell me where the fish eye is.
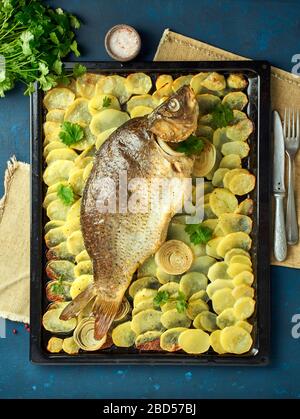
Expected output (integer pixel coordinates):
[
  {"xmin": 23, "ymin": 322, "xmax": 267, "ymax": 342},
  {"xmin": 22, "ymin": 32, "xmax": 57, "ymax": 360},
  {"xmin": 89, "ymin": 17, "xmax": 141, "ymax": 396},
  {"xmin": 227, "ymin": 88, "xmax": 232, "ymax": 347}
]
[{"xmin": 168, "ymin": 98, "xmax": 180, "ymax": 112}]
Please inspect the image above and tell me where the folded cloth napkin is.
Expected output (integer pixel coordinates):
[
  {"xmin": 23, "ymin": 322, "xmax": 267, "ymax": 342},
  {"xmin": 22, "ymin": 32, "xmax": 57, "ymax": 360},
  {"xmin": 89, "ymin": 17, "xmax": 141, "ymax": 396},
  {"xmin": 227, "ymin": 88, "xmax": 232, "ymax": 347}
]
[
  {"xmin": 0, "ymin": 157, "xmax": 30, "ymax": 323},
  {"xmin": 155, "ymin": 29, "xmax": 300, "ymax": 269}
]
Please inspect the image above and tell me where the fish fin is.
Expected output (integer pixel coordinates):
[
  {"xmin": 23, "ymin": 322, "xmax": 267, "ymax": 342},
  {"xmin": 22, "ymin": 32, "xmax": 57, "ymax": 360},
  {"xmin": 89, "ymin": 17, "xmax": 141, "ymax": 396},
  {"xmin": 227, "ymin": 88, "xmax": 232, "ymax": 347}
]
[
  {"xmin": 59, "ymin": 284, "xmax": 95, "ymax": 320},
  {"xmin": 93, "ymin": 297, "xmax": 120, "ymax": 340}
]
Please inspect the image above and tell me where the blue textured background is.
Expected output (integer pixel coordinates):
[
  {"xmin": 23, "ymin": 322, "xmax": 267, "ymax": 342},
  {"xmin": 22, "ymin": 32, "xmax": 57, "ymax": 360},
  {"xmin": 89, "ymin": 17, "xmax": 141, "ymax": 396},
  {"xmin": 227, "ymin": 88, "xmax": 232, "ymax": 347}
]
[{"xmin": 1, "ymin": 0, "xmax": 300, "ymax": 399}]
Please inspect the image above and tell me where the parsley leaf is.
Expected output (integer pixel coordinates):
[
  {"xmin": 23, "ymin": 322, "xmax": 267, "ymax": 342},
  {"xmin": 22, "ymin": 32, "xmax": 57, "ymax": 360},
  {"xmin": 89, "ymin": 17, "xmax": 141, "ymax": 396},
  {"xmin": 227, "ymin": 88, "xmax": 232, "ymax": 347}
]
[
  {"xmin": 185, "ymin": 223, "xmax": 213, "ymax": 245},
  {"xmin": 153, "ymin": 291, "xmax": 170, "ymax": 308},
  {"xmin": 57, "ymin": 184, "xmax": 75, "ymax": 206},
  {"xmin": 59, "ymin": 121, "xmax": 84, "ymax": 146},
  {"xmin": 211, "ymin": 103, "xmax": 234, "ymax": 129},
  {"xmin": 102, "ymin": 96, "xmax": 112, "ymax": 107},
  {"xmin": 72, "ymin": 63, "xmax": 87, "ymax": 78},
  {"xmin": 176, "ymin": 135, "xmax": 205, "ymax": 155},
  {"xmin": 176, "ymin": 291, "xmax": 188, "ymax": 313},
  {"xmin": 51, "ymin": 276, "xmax": 65, "ymax": 295}
]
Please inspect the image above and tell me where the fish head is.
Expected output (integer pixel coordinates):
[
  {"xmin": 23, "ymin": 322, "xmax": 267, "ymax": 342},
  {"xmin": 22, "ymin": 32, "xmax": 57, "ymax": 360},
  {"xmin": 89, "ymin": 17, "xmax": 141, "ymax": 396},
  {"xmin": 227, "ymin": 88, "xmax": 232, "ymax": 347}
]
[{"xmin": 148, "ymin": 85, "xmax": 199, "ymax": 142}]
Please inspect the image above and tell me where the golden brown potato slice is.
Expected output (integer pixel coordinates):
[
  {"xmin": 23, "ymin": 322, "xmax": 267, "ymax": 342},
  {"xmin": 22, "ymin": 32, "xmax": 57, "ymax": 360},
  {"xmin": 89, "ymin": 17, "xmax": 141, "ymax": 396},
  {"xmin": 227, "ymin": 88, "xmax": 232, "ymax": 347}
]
[
  {"xmin": 126, "ymin": 73, "xmax": 152, "ymax": 95},
  {"xmin": 64, "ymin": 98, "xmax": 92, "ymax": 125},
  {"xmin": 220, "ymin": 326, "xmax": 252, "ymax": 354},
  {"xmin": 76, "ymin": 73, "xmax": 105, "ymax": 99},
  {"xmin": 44, "ymin": 88, "xmax": 75, "ymax": 111},
  {"xmin": 228, "ymin": 172, "xmax": 256, "ymax": 195},
  {"xmin": 222, "ymin": 91, "xmax": 248, "ymax": 110},
  {"xmin": 216, "ymin": 232, "xmax": 252, "ymax": 258},
  {"xmin": 156, "ymin": 74, "xmax": 173, "ymax": 90},
  {"xmin": 201, "ymin": 72, "xmax": 226, "ymax": 91},
  {"xmin": 209, "ymin": 188, "xmax": 238, "ymax": 216},
  {"xmin": 46, "ymin": 109, "xmax": 65, "ymax": 123},
  {"xmin": 227, "ymin": 74, "xmax": 248, "ymax": 90}
]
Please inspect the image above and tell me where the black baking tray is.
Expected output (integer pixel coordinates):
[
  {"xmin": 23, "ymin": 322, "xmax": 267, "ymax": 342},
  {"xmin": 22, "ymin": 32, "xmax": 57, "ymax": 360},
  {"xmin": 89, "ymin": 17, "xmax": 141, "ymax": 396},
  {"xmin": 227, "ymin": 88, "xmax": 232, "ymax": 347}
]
[{"xmin": 30, "ymin": 61, "xmax": 271, "ymax": 365}]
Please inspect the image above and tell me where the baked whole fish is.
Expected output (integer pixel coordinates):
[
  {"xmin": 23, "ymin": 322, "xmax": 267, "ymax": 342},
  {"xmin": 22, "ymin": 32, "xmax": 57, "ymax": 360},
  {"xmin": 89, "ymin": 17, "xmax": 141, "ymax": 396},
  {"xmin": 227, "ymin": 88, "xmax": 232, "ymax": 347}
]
[{"xmin": 60, "ymin": 86, "xmax": 199, "ymax": 339}]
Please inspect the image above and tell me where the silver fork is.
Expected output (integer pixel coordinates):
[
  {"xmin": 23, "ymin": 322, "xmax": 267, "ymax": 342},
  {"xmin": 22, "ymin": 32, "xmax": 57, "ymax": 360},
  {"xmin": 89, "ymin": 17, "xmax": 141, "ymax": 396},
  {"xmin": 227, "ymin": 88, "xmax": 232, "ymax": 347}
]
[{"xmin": 284, "ymin": 108, "xmax": 299, "ymax": 245}]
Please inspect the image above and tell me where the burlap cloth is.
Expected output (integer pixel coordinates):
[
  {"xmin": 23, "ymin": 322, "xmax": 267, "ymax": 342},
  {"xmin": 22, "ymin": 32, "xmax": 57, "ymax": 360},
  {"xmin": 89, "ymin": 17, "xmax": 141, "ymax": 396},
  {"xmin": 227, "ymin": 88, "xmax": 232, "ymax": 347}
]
[{"xmin": 0, "ymin": 30, "xmax": 299, "ymax": 324}]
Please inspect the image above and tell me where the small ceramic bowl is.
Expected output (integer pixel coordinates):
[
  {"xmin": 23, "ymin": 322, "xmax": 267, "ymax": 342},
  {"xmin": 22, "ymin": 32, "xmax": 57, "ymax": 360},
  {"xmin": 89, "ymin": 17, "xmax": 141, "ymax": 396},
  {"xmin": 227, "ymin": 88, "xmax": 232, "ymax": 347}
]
[{"xmin": 105, "ymin": 24, "xmax": 141, "ymax": 62}]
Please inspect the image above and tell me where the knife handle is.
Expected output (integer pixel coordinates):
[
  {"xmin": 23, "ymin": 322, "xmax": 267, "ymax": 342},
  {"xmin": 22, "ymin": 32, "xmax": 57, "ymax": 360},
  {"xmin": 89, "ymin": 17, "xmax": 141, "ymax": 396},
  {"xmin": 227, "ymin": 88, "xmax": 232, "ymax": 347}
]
[{"xmin": 274, "ymin": 193, "xmax": 287, "ymax": 261}]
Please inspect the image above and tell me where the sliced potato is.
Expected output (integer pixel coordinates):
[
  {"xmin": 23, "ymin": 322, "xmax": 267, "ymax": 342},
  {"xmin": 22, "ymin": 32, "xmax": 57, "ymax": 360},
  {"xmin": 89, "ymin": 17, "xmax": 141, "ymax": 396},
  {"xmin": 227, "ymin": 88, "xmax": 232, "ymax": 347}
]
[
  {"xmin": 160, "ymin": 300, "xmax": 178, "ymax": 313},
  {"xmin": 232, "ymin": 271, "xmax": 254, "ymax": 286},
  {"xmin": 156, "ymin": 74, "xmax": 173, "ymax": 90},
  {"xmin": 172, "ymin": 75, "xmax": 193, "ymax": 92},
  {"xmin": 224, "ymin": 248, "xmax": 251, "ymax": 264},
  {"xmin": 207, "ymin": 261, "xmax": 230, "ymax": 281},
  {"xmin": 66, "ymin": 230, "xmax": 85, "ymax": 256},
  {"xmin": 46, "ymin": 280, "xmax": 71, "ymax": 302},
  {"xmin": 45, "ymin": 226, "xmax": 66, "ymax": 248},
  {"xmin": 196, "ymin": 93, "xmax": 221, "ymax": 116},
  {"xmin": 206, "ymin": 237, "xmax": 223, "ymax": 259},
  {"xmin": 209, "ymin": 188, "xmax": 238, "ymax": 216},
  {"xmin": 62, "ymin": 337, "xmax": 80, "ymax": 355},
  {"xmin": 213, "ymin": 127, "xmax": 230, "ymax": 150},
  {"xmin": 156, "ymin": 268, "xmax": 180, "ymax": 285},
  {"xmin": 64, "ymin": 98, "xmax": 92, "ymax": 125},
  {"xmin": 216, "ymin": 308, "xmax": 236, "ymax": 329},
  {"xmin": 152, "ymin": 83, "xmax": 173, "ymax": 102},
  {"xmin": 112, "ymin": 321, "xmax": 136, "ymax": 347},
  {"xmin": 210, "ymin": 330, "xmax": 226, "ymax": 354},
  {"xmin": 70, "ymin": 275, "xmax": 93, "ymax": 299},
  {"xmin": 42, "ymin": 307, "xmax": 77, "ymax": 333},
  {"xmin": 189, "ymin": 255, "xmax": 216, "ymax": 276},
  {"xmin": 158, "ymin": 281, "xmax": 180, "ymax": 297},
  {"xmin": 212, "ymin": 168, "xmax": 230, "ymax": 187},
  {"xmin": 218, "ymin": 213, "xmax": 252, "ymax": 235},
  {"xmin": 46, "ymin": 241, "xmax": 75, "ymax": 263},
  {"xmin": 134, "ymin": 289, "xmax": 157, "ymax": 307},
  {"xmin": 204, "ymin": 203, "xmax": 218, "ymax": 220},
  {"xmin": 200, "ymin": 72, "xmax": 226, "ymax": 91},
  {"xmin": 228, "ymin": 172, "xmax": 256, "ymax": 196},
  {"xmin": 189, "ymin": 290, "xmax": 209, "ymax": 302},
  {"xmin": 193, "ymin": 311, "xmax": 217, "ymax": 331},
  {"xmin": 135, "ymin": 331, "xmax": 162, "ymax": 350},
  {"xmin": 95, "ymin": 127, "xmax": 117, "ymax": 150},
  {"xmin": 43, "ymin": 141, "xmax": 68, "ymax": 158},
  {"xmin": 226, "ymin": 118, "xmax": 253, "ymax": 141},
  {"xmin": 222, "ymin": 91, "xmax": 248, "ymax": 110},
  {"xmin": 221, "ymin": 141, "xmax": 250, "ymax": 158},
  {"xmin": 212, "ymin": 288, "xmax": 235, "ymax": 314},
  {"xmin": 69, "ymin": 127, "xmax": 96, "ymax": 151},
  {"xmin": 44, "ymin": 88, "xmax": 75, "ymax": 111},
  {"xmin": 46, "ymin": 260, "xmax": 75, "ymax": 281},
  {"xmin": 186, "ymin": 299, "xmax": 209, "ymax": 320},
  {"xmin": 95, "ymin": 75, "xmax": 131, "ymax": 104},
  {"xmin": 74, "ymin": 260, "xmax": 93, "ymax": 277},
  {"xmin": 235, "ymin": 320, "xmax": 253, "ymax": 333},
  {"xmin": 161, "ymin": 309, "xmax": 191, "ymax": 329},
  {"xmin": 227, "ymin": 74, "xmax": 248, "ymax": 90},
  {"xmin": 160, "ymin": 327, "xmax": 187, "ymax": 352},
  {"xmin": 233, "ymin": 297, "xmax": 255, "ymax": 320},
  {"xmin": 223, "ymin": 168, "xmax": 249, "ymax": 189},
  {"xmin": 43, "ymin": 160, "xmax": 75, "ymax": 186},
  {"xmin": 206, "ymin": 279, "xmax": 234, "ymax": 299},
  {"xmin": 88, "ymin": 94, "xmax": 120, "ymax": 115},
  {"xmin": 47, "ymin": 199, "xmax": 71, "ymax": 221},
  {"xmin": 190, "ymin": 72, "xmax": 208, "ymax": 94},
  {"xmin": 126, "ymin": 94, "xmax": 154, "ymax": 113},
  {"xmin": 66, "ymin": 199, "xmax": 81, "ymax": 222},
  {"xmin": 137, "ymin": 256, "xmax": 157, "ymax": 278},
  {"xmin": 76, "ymin": 73, "xmax": 105, "ymax": 99},
  {"xmin": 83, "ymin": 161, "xmax": 94, "ymax": 181},
  {"xmin": 235, "ymin": 198, "xmax": 254, "ymax": 215},
  {"xmin": 202, "ymin": 218, "xmax": 218, "ymax": 230},
  {"xmin": 46, "ymin": 109, "xmax": 65, "ymax": 123},
  {"xmin": 90, "ymin": 109, "xmax": 129, "ymax": 136},
  {"xmin": 130, "ymin": 105, "xmax": 153, "ymax": 118},
  {"xmin": 178, "ymin": 329, "xmax": 210, "ymax": 354},
  {"xmin": 45, "ymin": 148, "xmax": 78, "ymax": 165},
  {"xmin": 75, "ymin": 250, "xmax": 90, "ymax": 264},
  {"xmin": 219, "ymin": 154, "xmax": 242, "ymax": 170},
  {"xmin": 129, "ymin": 276, "xmax": 160, "ymax": 298},
  {"xmin": 205, "ymin": 149, "xmax": 222, "ymax": 180},
  {"xmin": 132, "ymin": 299, "xmax": 156, "ymax": 316},
  {"xmin": 131, "ymin": 309, "xmax": 164, "ymax": 335},
  {"xmin": 43, "ymin": 121, "xmax": 61, "ymax": 140},
  {"xmin": 69, "ymin": 168, "xmax": 84, "ymax": 196},
  {"xmin": 216, "ymin": 232, "xmax": 252, "ymax": 258},
  {"xmin": 179, "ymin": 272, "xmax": 208, "ymax": 299},
  {"xmin": 227, "ymin": 263, "xmax": 252, "ymax": 278},
  {"xmin": 232, "ymin": 284, "xmax": 254, "ymax": 300},
  {"xmin": 196, "ymin": 124, "xmax": 214, "ymax": 140},
  {"xmin": 126, "ymin": 73, "xmax": 152, "ymax": 94},
  {"xmin": 43, "ymin": 192, "xmax": 59, "ymax": 209},
  {"xmin": 45, "ymin": 219, "xmax": 64, "ymax": 234},
  {"xmin": 47, "ymin": 337, "xmax": 63, "ymax": 353},
  {"xmin": 230, "ymin": 255, "xmax": 252, "ymax": 266},
  {"xmin": 220, "ymin": 326, "xmax": 252, "ymax": 354}
]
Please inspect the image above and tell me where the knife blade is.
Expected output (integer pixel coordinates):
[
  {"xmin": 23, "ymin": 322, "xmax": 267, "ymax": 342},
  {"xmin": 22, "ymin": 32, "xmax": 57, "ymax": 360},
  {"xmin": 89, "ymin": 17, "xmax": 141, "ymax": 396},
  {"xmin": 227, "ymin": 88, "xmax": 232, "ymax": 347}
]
[{"xmin": 273, "ymin": 110, "xmax": 287, "ymax": 261}]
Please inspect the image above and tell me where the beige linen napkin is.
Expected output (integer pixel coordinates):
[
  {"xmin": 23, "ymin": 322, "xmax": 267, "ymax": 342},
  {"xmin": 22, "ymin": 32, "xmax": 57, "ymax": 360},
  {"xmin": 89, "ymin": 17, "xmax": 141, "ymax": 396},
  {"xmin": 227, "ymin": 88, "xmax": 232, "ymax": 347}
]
[
  {"xmin": 0, "ymin": 157, "xmax": 30, "ymax": 323},
  {"xmin": 155, "ymin": 29, "xmax": 300, "ymax": 269}
]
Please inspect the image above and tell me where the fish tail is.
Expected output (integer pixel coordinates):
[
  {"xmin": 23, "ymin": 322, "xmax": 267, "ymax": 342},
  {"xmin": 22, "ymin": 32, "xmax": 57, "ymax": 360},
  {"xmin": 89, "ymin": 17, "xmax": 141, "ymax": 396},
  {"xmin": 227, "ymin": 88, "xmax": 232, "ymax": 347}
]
[
  {"xmin": 59, "ymin": 283, "xmax": 96, "ymax": 320},
  {"xmin": 93, "ymin": 296, "xmax": 121, "ymax": 340}
]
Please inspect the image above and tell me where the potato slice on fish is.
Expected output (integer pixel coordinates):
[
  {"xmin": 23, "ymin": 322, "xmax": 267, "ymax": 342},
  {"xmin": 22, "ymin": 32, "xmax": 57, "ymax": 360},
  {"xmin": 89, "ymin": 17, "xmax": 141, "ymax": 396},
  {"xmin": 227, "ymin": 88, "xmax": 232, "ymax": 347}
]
[
  {"xmin": 43, "ymin": 307, "xmax": 77, "ymax": 333},
  {"xmin": 46, "ymin": 242, "xmax": 75, "ymax": 263},
  {"xmin": 46, "ymin": 260, "xmax": 76, "ymax": 282},
  {"xmin": 219, "ymin": 154, "xmax": 242, "ymax": 170},
  {"xmin": 43, "ymin": 141, "xmax": 69, "ymax": 159},
  {"xmin": 180, "ymin": 272, "xmax": 208, "ymax": 299},
  {"xmin": 201, "ymin": 72, "xmax": 226, "ymax": 91},
  {"xmin": 207, "ymin": 261, "xmax": 230, "ymax": 281},
  {"xmin": 46, "ymin": 149, "xmax": 78, "ymax": 165},
  {"xmin": 126, "ymin": 94, "xmax": 155, "ymax": 113},
  {"xmin": 224, "ymin": 248, "xmax": 251, "ymax": 264},
  {"xmin": 209, "ymin": 188, "xmax": 238, "ymax": 216},
  {"xmin": 126, "ymin": 73, "xmax": 152, "ymax": 95},
  {"xmin": 178, "ymin": 329, "xmax": 210, "ymax": 354},
  {"xmin": 45, "ymin": 219, "xmax": 64, "ymax": 234},
  {"xmin": 66, "ymin": 230, "xmax": 85, "ymax": 256},
  {"xmin": 221, "ymin": 141, "xmax": 250, "ymax": 158},
  {"xmin": 131, "ymin": 309, "xmax": 164, "ymax": 335},
  {"xmin": 226, "ymin": 118, "xmax": 253, "ymax": 141},
  {"xmin": 137, "ymin": 256, "xmax": 157, "ymax": 278},
  {"xmin": 74, "ymin": 318, "xmax": 107, "ymax": 351},
  {"xmin": 172, "ymin": 75, "xmax": 193, "ymax": 92},
  {"xmin": 130, "ymin": 105, "xmax": 153, "ymax": 118},
  {"xmin": 223, "ymin": 168, "xmax": 249, "ymax": 189},
  {"xmin": 228, "ymin": 172, "xmax": 256, "ymax": 196},
  {"xmin": 192, "ymin": 140, "xmax": 216, "ymax": 177},
  {"xmin": 210, "ymin": 330, "xmax": 226, "ymax": 354},
  {"xmin": 88, "ymin": 94, "xmax": 120, "ymax": 115},
  {"xmin": 95, "ymin": 127, "xmax": 118, "ymax": 150},
  {"xmin": 235, "ymin": 198, "xmax": 254, "ymax": 216},
  {"xmin": 155, "ymin": 74, "xmax": 173, "ymax": 90},
  {"xmin": 232, "ymin": 284, "xmax": 254, "ymax": 300},
  {"xmin": 161, "ymin": 309, "xmax": 191, "ymax": 329},
  {"xmin": 193, "ymin": 311, "xmax": 217, "ymax": 332},
  {"xmin": 47, "ymin": 199, "xmax": 71, "ymax": 221},
  {"xmin": 76, "ymin": 73, "xmax": 105, "ymax": 99},
  {"xmin": 74, "ymin": 261, "xmax": 93, "ymax": 277},
  {"xmin": 70, "ymin": 274, "xmax": 92, "ymax": 298},
  {"xmin": 62, "ymin": 337, "xmax": 80, "ymax": 355},
  {"xmin": 47, "ymin": 337, "xmax": 63, "ymax": 353},
  {"xmin": 129, "ymin": 277, "xmax": 160, "ymax": 298},
  {"xmin": 220, "ymin": 326, "xmax": 252, "ymax": 354},
  {"xmin": 95, "ymin": 75, "xmax": 131, "ymax": 104},
  {"xmin": 160, "ymin": 327, "xmax": 187, "ymax": 352},
  {"xmin": 217, "ymin": 232, "xmax": 252, "ymax": 258},
  {"xmin": 212, "ymin": 288, "xmax": 235, "ymax": 314},
  {"xmin": 64, "ymin": 98, "xmax": 92, "ymax": 126},
  {"xmin": 90, "ymin": 109, "xmax": 129, "ymax": 136},
  {"xmin": 135, "ymin": 331, "xmax": 162, "ymax": 351},
  {"xmin": 222, "ymin": 91, "xmax": 248, "ymax": 110},
  {"xmin": 197, "ymin": 93, "xmax": 221, "ymax": 116},
  {"xmin": 190, "ymin": 72, "xmax": 208, "ymax": 95},
  {"xmin": 218, "ymin": 213, "xmax": 252, "ymax": 235},
  {"xmin": 46, "ymin": 109, "xmax": 65, "ymax": 123},
  {"xmin": 43, "ymin": 160, "xmax": 75, "ymax": 186},
  {"xmin": 216, "ymin": 308, "xmax": 237, "ymax": 329},
  {"xmin": 206, "ymin": 279, "xmax": 234, "ymax": 299},
  {"xmin": 227, "ymin": 74, "xmax": 248, "ymax": 90},
  {"xmin": 43, "ymin": 88, "xmax": 75, "ymax": 111},
  {"xmin": 206, "ymin": 237, "xmax": 223, "ymax": 259},
  {"xmin": 75, "ymin": 250, "xmax": 91, "ymax": 264},
  {"xmin": 186, "ymin": 299, "xmax": 209, "ymax": 320}
]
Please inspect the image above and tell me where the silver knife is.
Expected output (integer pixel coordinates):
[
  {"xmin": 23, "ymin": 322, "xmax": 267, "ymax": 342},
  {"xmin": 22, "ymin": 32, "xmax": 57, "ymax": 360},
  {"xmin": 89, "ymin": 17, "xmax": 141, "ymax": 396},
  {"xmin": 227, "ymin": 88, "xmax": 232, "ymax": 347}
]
[{"xmin": 273, "ymin": 110, "xmax": 287, "ymax": 261}]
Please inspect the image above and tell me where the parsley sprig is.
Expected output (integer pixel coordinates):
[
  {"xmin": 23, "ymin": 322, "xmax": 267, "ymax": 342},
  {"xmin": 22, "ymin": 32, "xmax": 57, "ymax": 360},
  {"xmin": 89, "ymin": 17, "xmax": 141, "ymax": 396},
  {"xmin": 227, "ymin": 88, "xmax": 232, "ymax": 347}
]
[
  {"xmin": 57, "ymin": 183, "xmax": 75, "ymax": 206},
  {"xmin": 176, "ymin": 135, "xmax": 205, "ymax": 156},
  {"xmin": 185, "ymin": 223, "xmax": 213, "ymax": 245},
  {"xmin": 102, "ymin": 96, "xmax": 112, "ymax": 107},
  {"xmin": 59, "ymin": 121, "xmax": 84, "ymax": 146},
  {"xmin": 0, "ymin": 1, "xmax": 85, "ymax": 97},
  {"xmin": 211, "ymin": 103, "xmax": 234, "ymax": 129},
  {"xmin": 50, "ymin": 276, "xmax": 65, "ymax": 295},
  {"xmin": 153, "ymin": 290, "xmax": 188, "ymax": 313}
]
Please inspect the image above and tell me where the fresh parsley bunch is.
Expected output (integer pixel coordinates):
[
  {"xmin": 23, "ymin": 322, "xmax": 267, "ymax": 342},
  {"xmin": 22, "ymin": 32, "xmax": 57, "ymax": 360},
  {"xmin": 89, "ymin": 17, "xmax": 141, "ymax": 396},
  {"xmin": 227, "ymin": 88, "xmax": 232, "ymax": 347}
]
[{"xmin": 0, "ymin": 0, "xmax": 85, "ymax": 97}]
